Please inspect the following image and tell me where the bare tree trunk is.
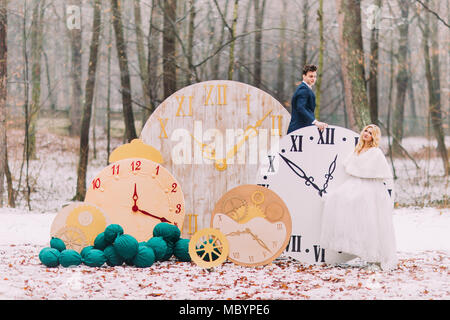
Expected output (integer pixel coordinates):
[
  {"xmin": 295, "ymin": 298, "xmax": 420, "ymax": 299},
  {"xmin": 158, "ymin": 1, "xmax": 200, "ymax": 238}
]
[
  {"xmin": 212, "ymin": 0, "xmax": 229, "ymax": 80},
  {"xmin": 29, "ymin": 0, "xmax": 45, "ymax": 159},
  {"xmin": 111, "ymin": 0, "xmax": 137, "ymax": 142},
  {"xmin": 315, "ymin": 0, "xmax": 325, "ymax": 120},
  {"xmin": 0, "ymin": 0, "xmax": 6, "ymax": 206},
  {"xmin": 276, "ymin": 0, "xmax": 287, "ymax": 104},
  {"xmin": 237, "ymin": 0, "xmax": 251, "ymax": 83},
  {"xmin": 134, "ymin": 0, "xmax": 151, "ymax": 116},
  {"xmin": 74, "ymin": 0, "xmax": 102, "ymax": 201},
  {"xmin": 145, "ymin": 0, "xmax": 159, "ymax": 123},
  {"xmin": 368, "ymin": 0, "xmax": 382, "ymax": 125},
  {"xmin": 253, "ymin": 0, "xmax": 267, "ymax": 88},
  {"xmin": 422, "ymin": 0, "xmax": 449, "ymax": 175},
  {"xmin": 336, "ymin": 0, "xmax": 370, "ymax": 131},
  {"xmin": 392, "ymin": 0, "xmax": 410, "ymax": 155},
  {"xmin": 301, "ymin": 0, "xmax": 309, "ymax": 67},
  {"xmin": 67, "ymin": 0, "xmax": 83, "ymax": 136},
  {"xmin": 227, "ymin": 0, "xmax": 239, "ymax": 80},
  {"xmin": 106, "ymin": 16, "xmax": 112, "ymax": 164},
  {"xmin": 162, "ymin": 0, "xmax": 177, "ymax": 99},
  {"xmin": 186, "ymin": 0, "xmax": 196, "ymax": 85}
]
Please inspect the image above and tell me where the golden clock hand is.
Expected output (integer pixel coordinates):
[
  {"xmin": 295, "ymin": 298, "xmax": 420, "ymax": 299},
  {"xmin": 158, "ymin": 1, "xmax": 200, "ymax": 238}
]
[
  {"xmin": 189, "ymin": 133, "xmax": 217, "ymax": 160},
  {"xmin": 226, "ymin": 228, "xmax": 271, "ymax": 253},
  {"xmin": 214, "ymin": 110, "xmax": 274, "ymax": 171}
]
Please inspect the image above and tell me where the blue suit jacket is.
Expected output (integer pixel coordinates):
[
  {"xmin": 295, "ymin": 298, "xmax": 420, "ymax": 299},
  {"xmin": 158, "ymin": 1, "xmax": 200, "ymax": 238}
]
[{"xmin": 287, "ymin": 82, "xmax": 316, "ymax": 134}]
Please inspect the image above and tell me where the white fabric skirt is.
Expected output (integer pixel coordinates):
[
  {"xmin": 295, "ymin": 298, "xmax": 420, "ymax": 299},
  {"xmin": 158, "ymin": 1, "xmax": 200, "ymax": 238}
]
[{"xmin": 319, "ymin": 175, "xmax": 398, "ymax": 271}]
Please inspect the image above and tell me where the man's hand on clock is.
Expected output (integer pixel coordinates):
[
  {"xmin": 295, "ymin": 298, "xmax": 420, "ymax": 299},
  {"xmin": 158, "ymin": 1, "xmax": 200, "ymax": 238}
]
[
  {"xmin": 131, "ymin": 183, "xmax": 172, "ymax": 224},
  {"xmin": 313, "ymin": 120, "xmax": 328, "ymax": 132}
]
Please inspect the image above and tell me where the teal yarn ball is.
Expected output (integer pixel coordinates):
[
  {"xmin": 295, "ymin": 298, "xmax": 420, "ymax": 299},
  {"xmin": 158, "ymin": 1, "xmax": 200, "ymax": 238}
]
[
  {"xmin": 104, "ymin": 224, "xmax": 124, "ymax": 243},
  {"xmin": 161, "ymin": 240, "xmax": 174, "ymax": 261},
  {"xmin": 39, "ymin": 247, "xmax": 60, "ymax": 267},
  {"xmin": 152, "ymin": 223, "xmax": 181, "ymax": 243},
  {"xmin": 94, "ymin": 232, "xmax": 109, "ymax": 250},
  {"xmin": 59, "ymin": 249, "xmax": 82, "ymax": 267},
  {"xmin": 50, "ymin": 237, "xmax": 66, "ymax": 252},
  {"xmin": 146, "ymin": 237, "xmax": 168, "ymax": 261},
  {"xmin": 132, "ymin": 246, "xmax": 155, "ymax": 268},
  {"xmin": 83, "ymin": 249, "xmax": 107, "ymax": 267},
  {"xmin": 104, "ymin": 245, "xmax": 124, "ymax": 267},
  {"xmin": 80, "ymin": 246, "xmax": 94, "ymax": 259},
  {"xmin": 174, "ymin": 239, "xmax": 191, "ymax": 262},
  {"xmin": 113, "ymin": 234, "xmax": 139, "ymax": 260}
]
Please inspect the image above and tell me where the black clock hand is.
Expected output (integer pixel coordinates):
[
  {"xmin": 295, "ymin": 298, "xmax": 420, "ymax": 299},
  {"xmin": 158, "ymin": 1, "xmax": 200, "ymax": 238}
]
[
  {"xmin": 279, "ymin": 153, "xmax": 323, "ymax": 197},
  {"xmin": 321, "ymin": 155, "xmax": 338, "ymax": 194}
]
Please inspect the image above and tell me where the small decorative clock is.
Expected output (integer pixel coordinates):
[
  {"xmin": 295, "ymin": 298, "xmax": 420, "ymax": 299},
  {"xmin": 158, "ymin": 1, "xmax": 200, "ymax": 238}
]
[
  {"xmin": 255, "ymin": 125, "xmax": 361, "ymax": 265},
  {"xmin": 51, "ymin": 202, "xmax": 111, "ymax": 252},
  {"xmin": 211, "ymin": 184, "xmax": 292, "ymax": 267},
  {"xmin": 84, "ymin": 157, "xmax": 185, "ymax": 242},
  {"xmin": 140, "ymin": 80, "xmax": 291, "ymax": 237}
]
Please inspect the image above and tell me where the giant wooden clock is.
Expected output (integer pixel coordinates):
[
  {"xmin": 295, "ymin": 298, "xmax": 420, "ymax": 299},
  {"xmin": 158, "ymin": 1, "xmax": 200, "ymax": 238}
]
[
  {"xmin": 140, "ymin": 80, "xmax": 290, "ymax": 237},
  {"xmin": 255, "ymin": 125, "xmax": 361, "ymax": 265}
]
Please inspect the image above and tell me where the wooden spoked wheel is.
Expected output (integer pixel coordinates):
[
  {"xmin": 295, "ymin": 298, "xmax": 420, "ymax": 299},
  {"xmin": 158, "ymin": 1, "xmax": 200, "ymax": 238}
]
[{"xmin": 189, "ymin": 228, "xmax": 229, "ymax": 268}]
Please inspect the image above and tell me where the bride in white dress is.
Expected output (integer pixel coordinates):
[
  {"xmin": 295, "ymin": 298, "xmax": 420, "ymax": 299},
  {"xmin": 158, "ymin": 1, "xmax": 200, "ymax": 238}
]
[{"xmin": 319, "ymin": 124, "xmax": 398, "ymax": 271}]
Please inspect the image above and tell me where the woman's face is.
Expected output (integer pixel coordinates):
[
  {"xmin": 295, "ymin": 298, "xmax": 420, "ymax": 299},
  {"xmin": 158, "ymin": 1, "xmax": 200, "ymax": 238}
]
[{"xmin": 362, "ymin": 127, "xmax": 374, "ymax": 143}]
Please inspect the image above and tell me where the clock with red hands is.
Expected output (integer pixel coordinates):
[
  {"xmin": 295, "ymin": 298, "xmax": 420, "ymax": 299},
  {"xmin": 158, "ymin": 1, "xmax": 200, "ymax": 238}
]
[
  {"xmin": 131, "ymin": 183, "xmax": 172, "ymax": 224},
  {"xmin": 85, "ymin": 158, "xmax": 185, "ymax": 242}
]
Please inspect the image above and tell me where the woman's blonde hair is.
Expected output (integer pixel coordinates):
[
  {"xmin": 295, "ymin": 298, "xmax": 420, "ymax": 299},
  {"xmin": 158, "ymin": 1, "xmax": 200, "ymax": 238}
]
[{"xmin": 354, "ymin": 124, "xmax": 381, "ymax": 154}]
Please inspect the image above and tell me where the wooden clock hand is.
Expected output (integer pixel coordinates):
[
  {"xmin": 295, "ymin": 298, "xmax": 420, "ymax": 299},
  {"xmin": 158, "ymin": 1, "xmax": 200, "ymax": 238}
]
[
  {"xmin": 131, "ymin": 183, "xmax": 172, "ymax": 224},
  {"xmin": 132, "ymin": 183, "xmax": 139, "ymax": 212},
  {"xmin": 226, "ymin": 228, "xmax": 272, "ymax": 253},
  {"xmin": 137, "ymin": 208, "xmax": 172, "ymax": 224},
  {"xmin": 214, "ymin": 110, "xmax": 274, "ymax": 171},
  {"xmin": 279, "ymin": 153, "xmax": 324, "ymax": 197}
]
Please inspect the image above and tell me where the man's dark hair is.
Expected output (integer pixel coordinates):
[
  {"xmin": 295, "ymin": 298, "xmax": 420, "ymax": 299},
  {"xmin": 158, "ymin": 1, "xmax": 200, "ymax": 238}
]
[{"xmin": 302, "ymin": 64, "xmax": 317, "ymax": 75}]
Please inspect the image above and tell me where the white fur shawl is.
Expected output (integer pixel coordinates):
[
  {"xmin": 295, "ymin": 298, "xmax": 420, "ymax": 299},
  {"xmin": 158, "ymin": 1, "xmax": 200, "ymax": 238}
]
[{"xmin": 344, "ymin": 147, "xmax": 393, "ymax": 179}]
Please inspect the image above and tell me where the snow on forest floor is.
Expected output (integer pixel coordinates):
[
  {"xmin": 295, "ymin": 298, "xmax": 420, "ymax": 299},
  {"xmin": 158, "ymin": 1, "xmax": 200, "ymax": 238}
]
[{"xmin": 0, "ymin": 129, "xmax": 449, "ymax": 300}]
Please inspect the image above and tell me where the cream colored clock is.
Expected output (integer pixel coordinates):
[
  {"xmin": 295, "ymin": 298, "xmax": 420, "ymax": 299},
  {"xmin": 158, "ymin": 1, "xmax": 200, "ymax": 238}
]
[
  {"xmin": 211, "ymin": 185, "xmax": 292, "ymax": 267},
  {"xmin": 50, "ymin": 202, "xmax": 111, "ymax": 252},
  {"xmin": 140, "ymin": 80, "xmax": 291, "ymax": 237},
  {"xmin": 84, "ymin": 157, "xmax": 185, "ymax": 242}
]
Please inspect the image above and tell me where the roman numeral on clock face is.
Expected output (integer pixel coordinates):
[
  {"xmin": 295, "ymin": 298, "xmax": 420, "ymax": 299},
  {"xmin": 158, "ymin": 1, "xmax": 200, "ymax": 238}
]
[
  {"xmin": 175, "ymin": 95, "xmax": 193, "ymax": 117},
  {"xmin": 286, "ymin": 235, "xmax": 302, "ymax": 253},
  {"xmin": 313, "ymin": 245, "xmax": 326, "ymax": 263},
  {"xmin": 267, "ymin": 155, "xmax": 276, "ymax": 173},
  {"xmin": 317, "ymin": 127, "xmax": 335, "ymax": 145},
  {"xmin": 204, "ymin": 84, "xmax": 227, "ymax": 106},
  {"xmin": 290, "ymin": 135, "xmax": 303, "ymax": 152}
]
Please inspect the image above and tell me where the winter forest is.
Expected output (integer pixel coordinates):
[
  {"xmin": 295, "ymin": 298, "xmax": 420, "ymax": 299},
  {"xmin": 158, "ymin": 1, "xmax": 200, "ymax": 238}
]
[
  {"xmin": 0, "ymin": 0, "xmax": 448, "ymax": 209},
  {"xmin": 0, "ymin": 0, "xmax": 448, "ymax": 300}
]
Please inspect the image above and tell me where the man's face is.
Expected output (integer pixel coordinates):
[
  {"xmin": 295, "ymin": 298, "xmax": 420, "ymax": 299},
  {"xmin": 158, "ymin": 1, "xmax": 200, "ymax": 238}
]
[{"xmin": 303, "ymin": 71, "xmax": 317, "ymax": 86}]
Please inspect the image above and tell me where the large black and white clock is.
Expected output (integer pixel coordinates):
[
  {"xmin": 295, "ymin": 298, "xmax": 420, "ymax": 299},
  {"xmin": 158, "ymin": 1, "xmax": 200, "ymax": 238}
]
[{"xmin": 255, "ymin": 125, "xmax": 360, "ymax": 264}]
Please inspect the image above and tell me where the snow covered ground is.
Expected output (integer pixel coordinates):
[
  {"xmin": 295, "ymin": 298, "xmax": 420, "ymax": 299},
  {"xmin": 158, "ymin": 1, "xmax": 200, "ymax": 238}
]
[
  {"xmin": 0, "ymin": 129, "xmax": 448, "ymax": 300},
  {"xmin": 0, "ymin": 206, "xmax": 448, "ymax": 300}
]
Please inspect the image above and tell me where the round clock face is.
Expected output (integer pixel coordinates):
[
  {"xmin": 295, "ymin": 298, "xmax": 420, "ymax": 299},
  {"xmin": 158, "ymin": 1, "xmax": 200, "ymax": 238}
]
[
  {"xmin": 84, "ymin": 158, "xmax": 185, "ymax": 242},
  {"xmin": 140, "ymin": 80, "xmax": 291, "ymax": 237},
  {"xmin": 255, "ymin": 125, "xmax": 359, "ymax": 264},
  {"xmin": 51, "ymin": 202, "xmax": 111, "ymax": 252},
  {"xmin": 211, "ymin": 185, "xmax": 292, "ymax": 267}
]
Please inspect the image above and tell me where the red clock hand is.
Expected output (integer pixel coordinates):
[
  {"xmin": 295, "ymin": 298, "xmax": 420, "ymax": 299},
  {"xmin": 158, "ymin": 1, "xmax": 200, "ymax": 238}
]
[
  {"xmin": 132, "ymin": 183, "xmax": 139, "ymax": 212},
  {"xmin": 137, "ymin": 208, "xmax": 171, "ymax": 224}
]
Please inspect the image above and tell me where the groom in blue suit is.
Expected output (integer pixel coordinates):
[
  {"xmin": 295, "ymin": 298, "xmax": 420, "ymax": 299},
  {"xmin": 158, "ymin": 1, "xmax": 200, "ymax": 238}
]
[{"xmin": 287, "ymin": 64, "xmax": 328, "ymax": 134}]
